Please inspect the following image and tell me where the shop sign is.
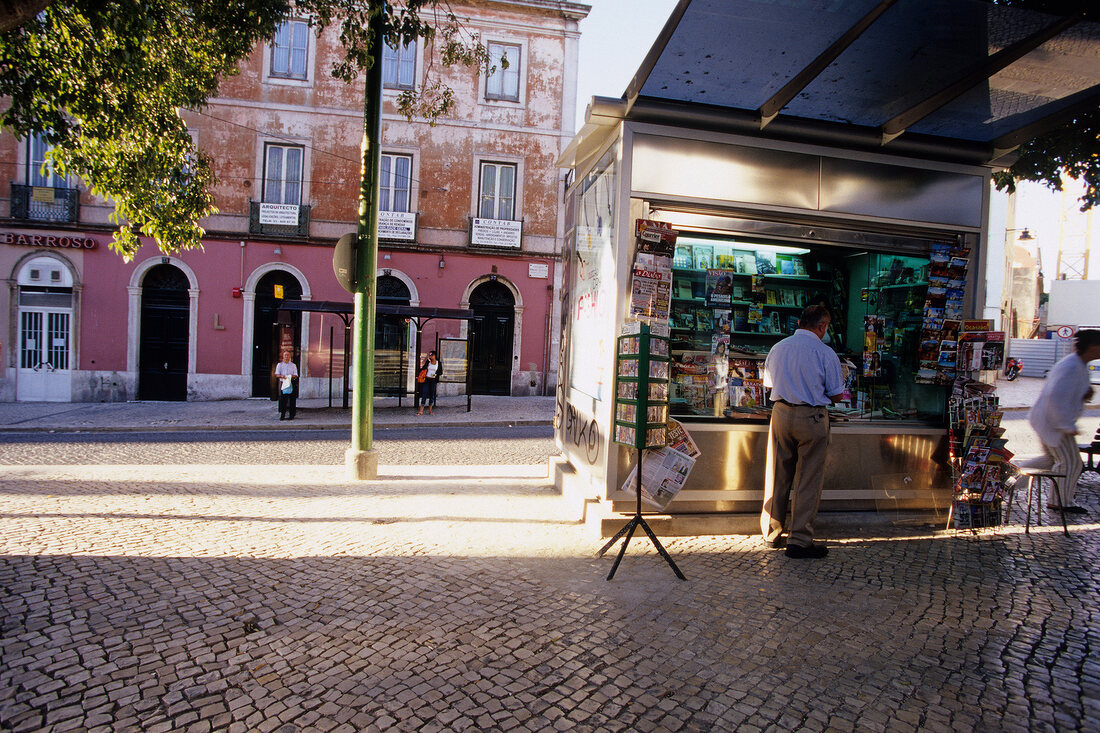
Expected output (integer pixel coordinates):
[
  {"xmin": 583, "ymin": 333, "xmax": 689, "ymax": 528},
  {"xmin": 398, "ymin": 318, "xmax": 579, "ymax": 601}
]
[
  {"xmin": 471, "ymin": 218, "xmax": 522, "ymax": 249},
  {"xmin": 258, "ymin": 203, "xmax": 301, "ymax": 226},
  {"xmin": 31, "ymin": 186, "xmax": 56, "ymax": 203},
  {"xmin": 528, "ymin": 262, "xmax": 549, "ymax": 279},
  {"xmin": 0, "ymin": 231, "xmax": 98, "ymax": 249},
  {"xmin": 378, "ymin": 211, "xmax": 416, "ymax": 241}
]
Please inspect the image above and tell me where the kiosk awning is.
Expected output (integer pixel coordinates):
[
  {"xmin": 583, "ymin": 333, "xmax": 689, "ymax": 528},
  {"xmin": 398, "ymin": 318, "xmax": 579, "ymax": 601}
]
[{"xmin": 620, "ymin": 0, "xmax": 1100, "ymax": 163}]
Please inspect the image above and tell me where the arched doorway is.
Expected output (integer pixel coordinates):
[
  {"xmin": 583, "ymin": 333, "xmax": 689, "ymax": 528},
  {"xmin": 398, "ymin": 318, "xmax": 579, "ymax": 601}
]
[
  {"xmin": 376, "ymin": 274, "xmax": 411, "ymax": 393},
  {"xmin": 252, "ymin": 270, "xmax": 303, "ymax": 397},
  {"xmin": 16, "ymin": 255, "xmax": 74, "ymax": 401},
  {"xmin": 469, "ymin": 280, "xmax": 515, "ymax": 395},
  {"xmin": 138, "ymin": 264, "xmax": 190, "ymax": 401}
]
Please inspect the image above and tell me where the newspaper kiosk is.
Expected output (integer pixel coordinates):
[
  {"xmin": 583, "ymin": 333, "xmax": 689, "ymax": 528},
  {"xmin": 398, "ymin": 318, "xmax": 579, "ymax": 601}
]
[{"xmin": 553, "ymin": 0, "xmax": 1100, "ymax": 533}]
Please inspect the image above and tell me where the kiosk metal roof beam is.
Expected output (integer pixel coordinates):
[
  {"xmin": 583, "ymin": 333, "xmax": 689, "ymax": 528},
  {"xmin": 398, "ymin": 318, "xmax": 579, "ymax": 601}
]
[{"xmin": 619, "ymin": 0, "xmax": 1100, "ymax": 165}]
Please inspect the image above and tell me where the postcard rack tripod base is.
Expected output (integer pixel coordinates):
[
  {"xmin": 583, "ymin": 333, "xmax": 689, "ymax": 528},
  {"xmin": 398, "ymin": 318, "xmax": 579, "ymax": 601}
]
[{"xmin": 597, "ymin": 447, "xmax": 686, "ymax": 581}]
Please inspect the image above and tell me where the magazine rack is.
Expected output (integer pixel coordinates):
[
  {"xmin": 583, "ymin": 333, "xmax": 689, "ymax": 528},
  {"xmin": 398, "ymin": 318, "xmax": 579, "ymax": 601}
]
[
  {"xmin": 945, "ymin": 389, "xmax": 1015, "ymax": 534},
  {"xmin": 601, "ymin": 324, "xmax": 685, "ymax": 581}
]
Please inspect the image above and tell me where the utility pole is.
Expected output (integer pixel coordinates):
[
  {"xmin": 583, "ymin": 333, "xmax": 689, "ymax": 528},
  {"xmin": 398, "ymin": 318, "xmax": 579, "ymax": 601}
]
[{"xmin": 345, "ymin": 9, "xmax": 385, "ymax": 480}]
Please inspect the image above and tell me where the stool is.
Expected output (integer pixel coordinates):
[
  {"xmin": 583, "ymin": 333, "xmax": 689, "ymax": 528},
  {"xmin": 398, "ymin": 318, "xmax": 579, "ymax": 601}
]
[{"xmin": 1017, "ymin": 467, "xmax": 1069, "ymax": 536}]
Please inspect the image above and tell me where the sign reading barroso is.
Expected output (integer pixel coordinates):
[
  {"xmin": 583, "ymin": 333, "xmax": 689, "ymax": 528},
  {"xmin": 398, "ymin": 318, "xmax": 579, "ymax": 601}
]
[{"xmin": 471, "ymin": 218, "xmax": 522, "ymax": 249}]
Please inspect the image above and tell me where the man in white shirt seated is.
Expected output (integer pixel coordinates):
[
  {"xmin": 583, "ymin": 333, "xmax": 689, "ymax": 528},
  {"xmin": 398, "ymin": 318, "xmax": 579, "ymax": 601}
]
[{"xmin": 1027, "ymin": 329, "xmax": 1100, "ymax": 514}]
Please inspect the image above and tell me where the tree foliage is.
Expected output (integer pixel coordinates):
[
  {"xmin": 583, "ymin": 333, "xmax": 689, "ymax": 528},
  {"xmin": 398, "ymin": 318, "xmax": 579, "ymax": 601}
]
[
  {"xmin": 991, "ymin": 109, "xmax": 1100, "ymax": 212},
  {"xmin": 0, "ymin": 1, "xmax": 488, "ymax": 259},
  {"xmin": 985, "ymin": 0, "xmax": 1100, "ymax": 211}
]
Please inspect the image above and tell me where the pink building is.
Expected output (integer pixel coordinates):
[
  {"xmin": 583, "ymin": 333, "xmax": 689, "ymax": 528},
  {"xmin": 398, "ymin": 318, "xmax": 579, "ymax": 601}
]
[{"xmin": 0, "ymin": 0, "xmax": 589, "ymax": 402}]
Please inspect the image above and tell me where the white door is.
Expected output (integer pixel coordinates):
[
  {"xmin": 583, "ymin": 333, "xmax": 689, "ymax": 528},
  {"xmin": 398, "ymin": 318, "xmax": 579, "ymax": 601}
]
[{"xmin": 18, "ymin": 307, "xmax": 72, "ymax": 401}]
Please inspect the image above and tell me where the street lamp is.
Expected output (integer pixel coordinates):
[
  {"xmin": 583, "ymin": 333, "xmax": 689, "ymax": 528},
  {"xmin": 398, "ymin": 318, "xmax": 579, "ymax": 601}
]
[{"xmin": 1001, "ymin": 228, "xmax": 1040, "ymax": 339}]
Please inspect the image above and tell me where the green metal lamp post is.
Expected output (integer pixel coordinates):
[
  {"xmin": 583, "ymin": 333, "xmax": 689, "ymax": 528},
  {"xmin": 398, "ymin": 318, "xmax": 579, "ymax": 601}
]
[{"xmin": 345, "ymin": 9, "xmax": 386, "ymax": 480}]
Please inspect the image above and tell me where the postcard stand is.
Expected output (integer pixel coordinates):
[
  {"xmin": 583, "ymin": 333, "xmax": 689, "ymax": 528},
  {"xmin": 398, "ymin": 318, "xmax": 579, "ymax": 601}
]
[
  {"xmin": 600, "ymin": 324, "xmax": 685, "ymax": 581},
  {"xmin": 945, "ymin": 389, "xmax": 1013, "ymax": 534}
]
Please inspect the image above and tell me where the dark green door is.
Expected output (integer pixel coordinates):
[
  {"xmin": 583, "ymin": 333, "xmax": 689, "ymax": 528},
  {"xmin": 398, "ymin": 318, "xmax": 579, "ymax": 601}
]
[
  {"xmin": 469, "ymin": 281, "xmax": 514, "ymax": 395},
  {"xmin": 139, "ymin": 264, "xmax": 189, "ymax": 401},
  {"xmin": 252, "ymin": 271, "xmax": 302, "ymax": 397}
]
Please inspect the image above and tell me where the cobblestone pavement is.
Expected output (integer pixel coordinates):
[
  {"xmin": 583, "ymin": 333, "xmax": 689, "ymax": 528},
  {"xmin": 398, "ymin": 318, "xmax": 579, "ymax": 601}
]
[
  {"xmin": 3, "ymin": 446, "xmax": 1100, "ymax": 733},
  {"xmin": 0, "ymin": 427, "xmax": 556, "ymax": 467}
]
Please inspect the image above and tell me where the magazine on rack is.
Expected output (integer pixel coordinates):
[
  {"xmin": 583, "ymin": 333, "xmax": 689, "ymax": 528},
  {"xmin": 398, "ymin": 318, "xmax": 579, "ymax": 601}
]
[
  {"xmin": 706, "ymin": 269, "xmax": 735, "ymax": 307},
  {"xmin": 629, "ymin": 252, "xmax": 672, "ymax": 320},
  {"xmin": 635, "ymin": 219, "xmax": 677, "ymax": 257}
]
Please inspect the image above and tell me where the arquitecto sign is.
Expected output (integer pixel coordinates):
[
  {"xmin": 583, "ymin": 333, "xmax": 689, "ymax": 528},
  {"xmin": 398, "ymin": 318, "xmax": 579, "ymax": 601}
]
[{"xmin": 1, "ymin": 231, "xmax": 99, "ymax": 249}]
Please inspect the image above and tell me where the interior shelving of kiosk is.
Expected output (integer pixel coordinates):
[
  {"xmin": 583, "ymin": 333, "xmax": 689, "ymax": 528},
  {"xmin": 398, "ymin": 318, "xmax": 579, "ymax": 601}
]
[{"xmin": 669, "ymin": 234, "xmax": 948, "ymax": 423}]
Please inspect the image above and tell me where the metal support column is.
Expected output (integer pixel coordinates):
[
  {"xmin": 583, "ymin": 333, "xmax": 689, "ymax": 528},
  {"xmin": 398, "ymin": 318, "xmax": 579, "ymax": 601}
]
[{"xmin": 346, "ymin": 9, "xmax": 385, "ymax": 480}]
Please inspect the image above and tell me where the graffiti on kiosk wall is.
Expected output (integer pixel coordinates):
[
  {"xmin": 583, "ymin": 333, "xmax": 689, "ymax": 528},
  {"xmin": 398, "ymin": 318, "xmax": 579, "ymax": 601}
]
[{"xmin": 559, "ymin": 395, "xmax": 601, "ymax": 465}]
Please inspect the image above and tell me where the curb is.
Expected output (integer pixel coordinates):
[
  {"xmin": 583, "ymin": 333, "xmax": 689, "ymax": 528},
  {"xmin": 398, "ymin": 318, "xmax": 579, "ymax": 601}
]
[{"xmin": 0, "ymin": 419, "xmax": 553, "ymax": 434}]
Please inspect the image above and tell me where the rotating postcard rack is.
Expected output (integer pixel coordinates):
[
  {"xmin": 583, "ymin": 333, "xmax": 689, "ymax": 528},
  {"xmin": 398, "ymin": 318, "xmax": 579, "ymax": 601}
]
[{"xmin": 601, "ymin": 324, "xmax": 685, "ymax": 581}]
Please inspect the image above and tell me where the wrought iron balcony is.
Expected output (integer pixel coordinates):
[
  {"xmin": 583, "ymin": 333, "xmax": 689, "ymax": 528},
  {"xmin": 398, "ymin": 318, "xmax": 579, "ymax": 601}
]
[
  {"xmin": 249, "ymin": 201, "xmax": 311, "ymax": 238},
  {"xmin": 10, "ymin": 184, "xmax": 80, "ymax": 223}
]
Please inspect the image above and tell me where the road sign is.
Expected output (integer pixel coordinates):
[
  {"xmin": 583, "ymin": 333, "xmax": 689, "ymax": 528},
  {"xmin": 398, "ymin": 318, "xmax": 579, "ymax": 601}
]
[{"xmin": 332, "ymin": 233, "xmax": 357, "ymax": 293}]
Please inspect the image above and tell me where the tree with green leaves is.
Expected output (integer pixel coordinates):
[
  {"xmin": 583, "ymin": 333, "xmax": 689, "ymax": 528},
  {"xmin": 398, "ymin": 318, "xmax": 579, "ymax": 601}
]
[
  {"xmin": 0, "ymin": 0, "xmax": 488, "ymax": 259},
  {"xmin": 986, "ymin": 0, "xmax": 1100, "ymax": 211}
]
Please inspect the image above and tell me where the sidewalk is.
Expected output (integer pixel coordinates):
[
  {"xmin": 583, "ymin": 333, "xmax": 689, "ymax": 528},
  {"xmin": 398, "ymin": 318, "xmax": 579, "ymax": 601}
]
[
  {"xmin": 0, "ymin": 394, "xmax": 555, "ymax": 432},
  {"xmin": 0, "ymin": 377, "xmax": 1094, "ymax": 434}
]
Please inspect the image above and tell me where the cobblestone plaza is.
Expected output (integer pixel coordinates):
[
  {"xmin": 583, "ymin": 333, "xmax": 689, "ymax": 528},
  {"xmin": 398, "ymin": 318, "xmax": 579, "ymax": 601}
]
[{"xmin": 2, "ymin": 445, "xmax": 1098, "ymax": 732}]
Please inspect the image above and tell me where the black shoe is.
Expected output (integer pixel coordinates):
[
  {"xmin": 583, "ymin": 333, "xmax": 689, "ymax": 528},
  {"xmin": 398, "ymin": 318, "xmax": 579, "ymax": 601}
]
[
  {"xmin": 785, "ymin": 542, "xmax": 828, "ymax": 559},
  {"xmin": 1049, "ymin": 504, "xmax": 1087, "ymax": 515},
  {"xmin": 287, "ymin": 415, "xmax": 294, "ymax": 420},
  {"xmin": 761, "ymin": 535, "xmax": 786, "ymax": 549},
  {"xmin": 279, "ymin": 415, "xmax": 286, "ymax": 420}
]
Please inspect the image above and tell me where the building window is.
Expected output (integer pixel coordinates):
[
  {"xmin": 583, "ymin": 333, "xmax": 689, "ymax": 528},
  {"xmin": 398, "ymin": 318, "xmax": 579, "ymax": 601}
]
[
  {"xmin": 263, "ymin": 144, "xmax": 303, "ymax": 204},
  {"xmin": 26, "ymin": 133, "xmax": 67, "ymax": 187},
  {"xmin": 271, "ymin": 20, "xmax": 309, "ymax": 79},
  {"xmin": 380, "ymin": 154, "xmax": 412, "ymax": 212},
  {"xmin": 383, "ymin": 40, "xmax": 416, "ymax": 90},
  {"xmin": 479, "ymin": 162, "xmax": 516, "ymax": 220},
  {"xmin": 485, "ymin": 42, "xmax": 520, "ymax": 102}
]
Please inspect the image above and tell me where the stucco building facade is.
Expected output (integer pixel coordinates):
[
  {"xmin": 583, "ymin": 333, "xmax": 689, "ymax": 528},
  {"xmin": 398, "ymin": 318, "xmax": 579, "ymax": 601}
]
[{"xmin": 0, "ymin": 0, "xmax": 589, "ymax": 402}]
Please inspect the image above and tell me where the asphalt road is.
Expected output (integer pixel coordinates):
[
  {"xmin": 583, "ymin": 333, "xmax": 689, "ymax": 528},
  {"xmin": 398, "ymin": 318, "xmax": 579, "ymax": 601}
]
[{"xmin": 0, "ymin": 425, "xmax": 558, "ymax": 466}]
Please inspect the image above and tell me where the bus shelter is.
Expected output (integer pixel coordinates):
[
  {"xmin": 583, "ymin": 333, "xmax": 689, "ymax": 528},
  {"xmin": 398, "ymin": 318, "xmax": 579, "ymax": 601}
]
[{"xmin": 278, "ymin": 301, "xmax": 476, "ymax": 409}]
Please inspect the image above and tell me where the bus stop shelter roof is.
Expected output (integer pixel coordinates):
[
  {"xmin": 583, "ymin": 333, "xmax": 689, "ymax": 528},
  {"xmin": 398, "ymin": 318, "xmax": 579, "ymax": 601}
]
[
  {"xmin": 277, "ymin": 301, "xmax": 476, "ymax": 321},
  {"xmin": 616, "ymin": 0, "xmax": 1100, "ymax": 164}
]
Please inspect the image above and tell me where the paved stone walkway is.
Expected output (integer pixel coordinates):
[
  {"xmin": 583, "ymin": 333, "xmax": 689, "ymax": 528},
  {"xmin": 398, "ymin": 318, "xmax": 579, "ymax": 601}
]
[{"xmin": 2, "ymin": 459, "xmax": 1099, "ymax": 732}]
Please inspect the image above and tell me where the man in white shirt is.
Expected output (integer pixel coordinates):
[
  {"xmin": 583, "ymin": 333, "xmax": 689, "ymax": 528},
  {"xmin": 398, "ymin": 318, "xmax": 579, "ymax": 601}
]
[
  {"xmin": 1027, "ymin": 329, "xmax": 1100, "ymax": 513},
  {"xmin": 761, "ymin": 305, "xmax": 845, "ymax": 559}
]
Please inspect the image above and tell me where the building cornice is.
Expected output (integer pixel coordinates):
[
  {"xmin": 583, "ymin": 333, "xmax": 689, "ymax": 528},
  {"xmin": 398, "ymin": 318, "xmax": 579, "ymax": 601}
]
[
  {"xmin": 459, "ymin": 0, "xmax": 591, "ymax": 22},
  {"xmin": 200, "ymin": 97, "xmax": 570, "ymax": 139}
]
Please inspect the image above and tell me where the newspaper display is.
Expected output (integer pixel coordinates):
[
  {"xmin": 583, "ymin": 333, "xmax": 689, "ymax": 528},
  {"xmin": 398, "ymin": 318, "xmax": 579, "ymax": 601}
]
[
  {"xmin": 665, "ymin": 419, "xmax": 701, "ymax": 459},
  {"xmin": 620, "ymin": 419, "xmax": 700, "ymax": 510},
  {"xmin": 629, "ymin": 252, "xmax": 673, "ymax": 321},
  {"xmin": 629, "ymin": 220, "xmax": 676, "ymax": 321}
]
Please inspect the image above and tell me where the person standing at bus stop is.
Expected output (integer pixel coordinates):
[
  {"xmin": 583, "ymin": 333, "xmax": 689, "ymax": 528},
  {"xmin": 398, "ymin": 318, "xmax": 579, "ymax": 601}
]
[
  {"xmin": 760, "ymin": 305, "xmax": 845, "ymax": 559},
  {"xmin": 417, "ymin": 350, "xmax": 442, "ymax": 416},
  {"xmin": 1027, "ymin": 329, "xmax": 1100, "ymax": 513},
  {"xmin": 274, "ymin": 349, "xmax": 299, "ymax": 420}
]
